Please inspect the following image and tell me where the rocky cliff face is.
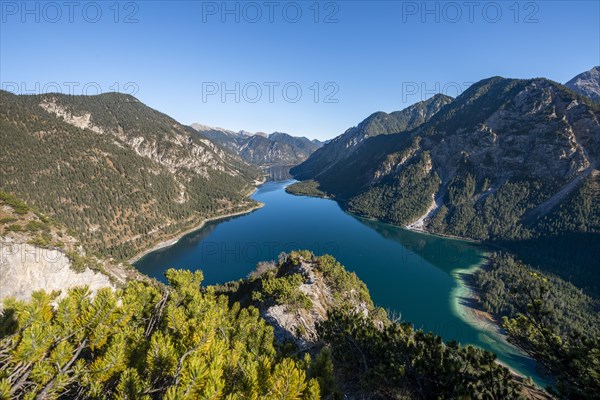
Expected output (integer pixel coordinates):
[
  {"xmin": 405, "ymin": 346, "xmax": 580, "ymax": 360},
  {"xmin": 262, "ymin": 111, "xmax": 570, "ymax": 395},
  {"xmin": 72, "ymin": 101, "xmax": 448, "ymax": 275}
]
[
  {"xmin": 0, "ymin": 241, "xmax": 113, "ymax": 302},
  {"xmin": 565, "ymin": 66, "xmax": 600, "ymax": 102},
  {"xmin": 259, "ymin": 255, "xmax": 374, "ymax": 349},
  {"xmin": 419, "ymin": 78, "xmax": 598, "ymax": 187},
  {"xmin": 39, "ymin": 95, "xmax": 258, "ymax": 181},
  {"xmin": 191, "ymin": 124, "xmax": 323, "ymax": 169}
]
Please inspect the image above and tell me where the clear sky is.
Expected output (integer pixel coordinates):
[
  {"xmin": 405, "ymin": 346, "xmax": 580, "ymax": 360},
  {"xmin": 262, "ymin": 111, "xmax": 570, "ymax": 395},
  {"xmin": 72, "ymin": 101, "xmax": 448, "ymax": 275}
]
[{"xmin": 1, "ymin": 1, "xmax": 599, "ymax": 140}]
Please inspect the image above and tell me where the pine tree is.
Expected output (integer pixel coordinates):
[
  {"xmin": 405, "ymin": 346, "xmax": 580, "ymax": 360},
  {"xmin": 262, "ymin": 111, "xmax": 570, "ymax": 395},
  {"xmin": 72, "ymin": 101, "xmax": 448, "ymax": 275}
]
[{"xmin": 0, "ymin": 269, "xmax": 318, "ymax": 399}]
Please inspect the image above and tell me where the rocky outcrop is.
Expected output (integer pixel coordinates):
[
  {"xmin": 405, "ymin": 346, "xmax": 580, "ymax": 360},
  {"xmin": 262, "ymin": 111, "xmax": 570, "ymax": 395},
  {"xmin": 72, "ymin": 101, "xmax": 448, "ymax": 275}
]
[
  {"xmin": 249, "ymin": 252, "xmax": 377, "ymax": 350},
  {"xmin": 40, "ymin": 96, "xmax": 257, "ymax": 181},
  {"xmin": 422, "ymin": 79, "xmax": 599, "ymax": 184},
  {"xmin": 0, "ymin": 192, "xmax": 149, "ymax": 303},
  {"xmin": 565, "ymin": 66, "xmax": 600, "ymax": 102},
  {"xmin": 0, "ymin": 240, "xmax": 113, "ymax": 301}
]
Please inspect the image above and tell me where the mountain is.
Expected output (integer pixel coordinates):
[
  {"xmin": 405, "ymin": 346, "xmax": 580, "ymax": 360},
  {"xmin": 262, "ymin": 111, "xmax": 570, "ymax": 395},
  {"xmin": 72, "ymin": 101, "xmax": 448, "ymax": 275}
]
[
  {"xmin": 565, "ymin": 66, "xmax": 600, "ymax": 102},
  {"xmin": 291, "ymin": 94, "xmax": 453, "ymax": 180},
  {"xmin": 0, "ymin": 90, "xmax": 262, "ymax": 260},
  {"xmin": 239, "ymin": 132, "xmax": 323, "ymax": 166},
  {"xmin": 191, "ymin": 124, "xmax": 324, "ymax": 169},
  {"xmin": 290, "ymin": 77, "xmax": 600, "ymax": 292},
  {"xmin": 189, "ymin": 124, "xmax": 247, "ymax": 154}
]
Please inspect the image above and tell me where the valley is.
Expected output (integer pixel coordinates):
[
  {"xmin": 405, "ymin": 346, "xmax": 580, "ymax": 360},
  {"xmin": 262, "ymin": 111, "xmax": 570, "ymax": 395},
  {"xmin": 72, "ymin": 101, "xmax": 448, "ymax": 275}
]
[
  {"xmin": 1, "ymin": 68, "xmax": 599, "ymax": 399},
  {"xmin": 2, "ymin": 1, "xmax": 599, "ymax": 396}
]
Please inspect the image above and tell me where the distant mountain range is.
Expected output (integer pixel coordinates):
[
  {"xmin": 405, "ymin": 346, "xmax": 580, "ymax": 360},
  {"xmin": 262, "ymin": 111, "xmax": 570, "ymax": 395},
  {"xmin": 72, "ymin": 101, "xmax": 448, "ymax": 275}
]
[
  {"xmin": 191, "ymin": 124, "xmax": 325, "ymax": 173},
  {"xmin": 565, "ymin": 66, "xmax": 600, "ymax": 102},
  {"xmin": 0, "ymin": 91, "xmax": 262, "ymax": 259},
  {"xmin": 291, "ymin": 70, "xmax": 600, "ymax": 292}
]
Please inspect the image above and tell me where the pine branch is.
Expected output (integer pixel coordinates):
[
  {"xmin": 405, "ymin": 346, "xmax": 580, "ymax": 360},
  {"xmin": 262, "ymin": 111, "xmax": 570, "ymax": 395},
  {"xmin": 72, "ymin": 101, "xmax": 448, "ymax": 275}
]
[{"xmin": 34, "ymin": 338, "xmax": 88, "ymax": 400}]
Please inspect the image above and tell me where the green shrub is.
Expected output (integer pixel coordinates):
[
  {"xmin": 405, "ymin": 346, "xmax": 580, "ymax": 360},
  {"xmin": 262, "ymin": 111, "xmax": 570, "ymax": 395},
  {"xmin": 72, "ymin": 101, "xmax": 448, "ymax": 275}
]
[
  {"xmin": 261, "ymin": 273, "xmax": 312, "ymax": 311},
  {"xmin": 0, "ymin": 192, "xmax": 29, "ymax": 214},
  {"xmin": 0, "ymin": 270, "xmax": 318, "ymax": 399},
  {"xmin": 4, "ymin": 224, "xmax": 22, "ymax": 232},
  {"xmin": 26, "ymin": 220, "xmax": 49, "ymax": 232}
]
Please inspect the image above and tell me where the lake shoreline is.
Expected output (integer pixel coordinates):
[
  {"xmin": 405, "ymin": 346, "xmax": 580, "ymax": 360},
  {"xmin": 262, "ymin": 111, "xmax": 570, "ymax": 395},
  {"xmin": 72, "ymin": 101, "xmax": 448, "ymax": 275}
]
[
  {"xmin": 342, "ymin": 191, "xmax": 535, "ymax": 383},
  {"xmin": 288, "ymin": 182, "xmax": 517, "ymax": 356},
  {"xmin": 285, "ymin": 181, "xmax": 484, "ymax": 244},
  {"xmin": 451, "ymin": 258, "xmax": 507, "ymax": 343},
  {"xmin": 285, "ymin": 182, "xmax": 514, "ymax": 347},
  {"xmin": 451, "ymin": 262, "xmax": 522, "ymax": 368},
  {"xmin": 129, "ymin": 202, "xmax": 264, "ymax": 264},
  {"xmin": 451, "ymin": 258, "xmax": 552, "ymax": 394},
  {"xmin": 128, "ymin": 185, "xmax": 264, "ymax": 264}
]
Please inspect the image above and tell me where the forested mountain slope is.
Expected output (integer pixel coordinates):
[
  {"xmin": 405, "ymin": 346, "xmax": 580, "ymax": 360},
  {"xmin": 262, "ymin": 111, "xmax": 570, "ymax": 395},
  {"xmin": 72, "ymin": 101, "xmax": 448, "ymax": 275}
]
[
  {"xmin": 0, "ymin": 90, "xmax": 262, "ymax": 260},
  {"xmin": 290, "ymin": 77, "xmax": 600, "ymax": 292},
  {"xmin": 0, "ymin": 192, "xmax": 149, "ymax": 301}
]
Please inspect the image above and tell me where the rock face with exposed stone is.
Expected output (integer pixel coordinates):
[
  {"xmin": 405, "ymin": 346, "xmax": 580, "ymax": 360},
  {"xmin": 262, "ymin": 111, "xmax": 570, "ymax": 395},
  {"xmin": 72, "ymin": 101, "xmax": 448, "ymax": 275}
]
[
  {"xmin": 251, "ymin": 251, "xmax": 379, "ymax": 350},
  {"xmin": 0, "ymin": 240, "xmax": 113, "ymax": 301},
  {"xmin": 565, "ymin": 66, "xmax": 600, "ymax": 102}
]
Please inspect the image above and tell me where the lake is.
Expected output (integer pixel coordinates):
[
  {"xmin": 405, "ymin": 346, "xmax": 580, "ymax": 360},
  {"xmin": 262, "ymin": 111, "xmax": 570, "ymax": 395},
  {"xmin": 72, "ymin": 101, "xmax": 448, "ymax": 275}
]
[{"xmin": 135, "ymin": 180, "xmax": 547, "ymax": 386}]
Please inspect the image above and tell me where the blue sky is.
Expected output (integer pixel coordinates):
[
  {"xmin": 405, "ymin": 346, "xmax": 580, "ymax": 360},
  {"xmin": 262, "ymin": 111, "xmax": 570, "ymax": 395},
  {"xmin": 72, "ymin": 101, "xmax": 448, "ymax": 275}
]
[{"xmin": 1, "ymin": 1, "xmax": 599, "ymax": 140}]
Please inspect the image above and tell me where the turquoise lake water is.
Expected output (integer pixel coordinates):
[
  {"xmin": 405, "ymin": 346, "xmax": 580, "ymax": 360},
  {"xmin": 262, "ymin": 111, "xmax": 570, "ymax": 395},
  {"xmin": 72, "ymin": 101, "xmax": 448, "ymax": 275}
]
[{"xmin": 135, "ymin": 180, "xmax": 548, "ymax": 386}]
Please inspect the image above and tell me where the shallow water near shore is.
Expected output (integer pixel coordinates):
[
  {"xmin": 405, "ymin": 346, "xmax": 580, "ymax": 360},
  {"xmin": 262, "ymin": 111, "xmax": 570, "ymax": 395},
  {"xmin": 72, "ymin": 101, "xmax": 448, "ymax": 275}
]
[{"xmin": 135, "ymin": 180, "xmax": 550, "ymax": 387}]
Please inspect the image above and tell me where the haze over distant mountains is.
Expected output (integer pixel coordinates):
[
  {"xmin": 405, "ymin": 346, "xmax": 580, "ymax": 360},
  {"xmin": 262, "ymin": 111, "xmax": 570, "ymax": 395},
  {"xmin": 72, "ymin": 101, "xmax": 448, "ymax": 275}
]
[{"xmin": 191, "ymin": 123, "xmax": 325, "ymax": 178}]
